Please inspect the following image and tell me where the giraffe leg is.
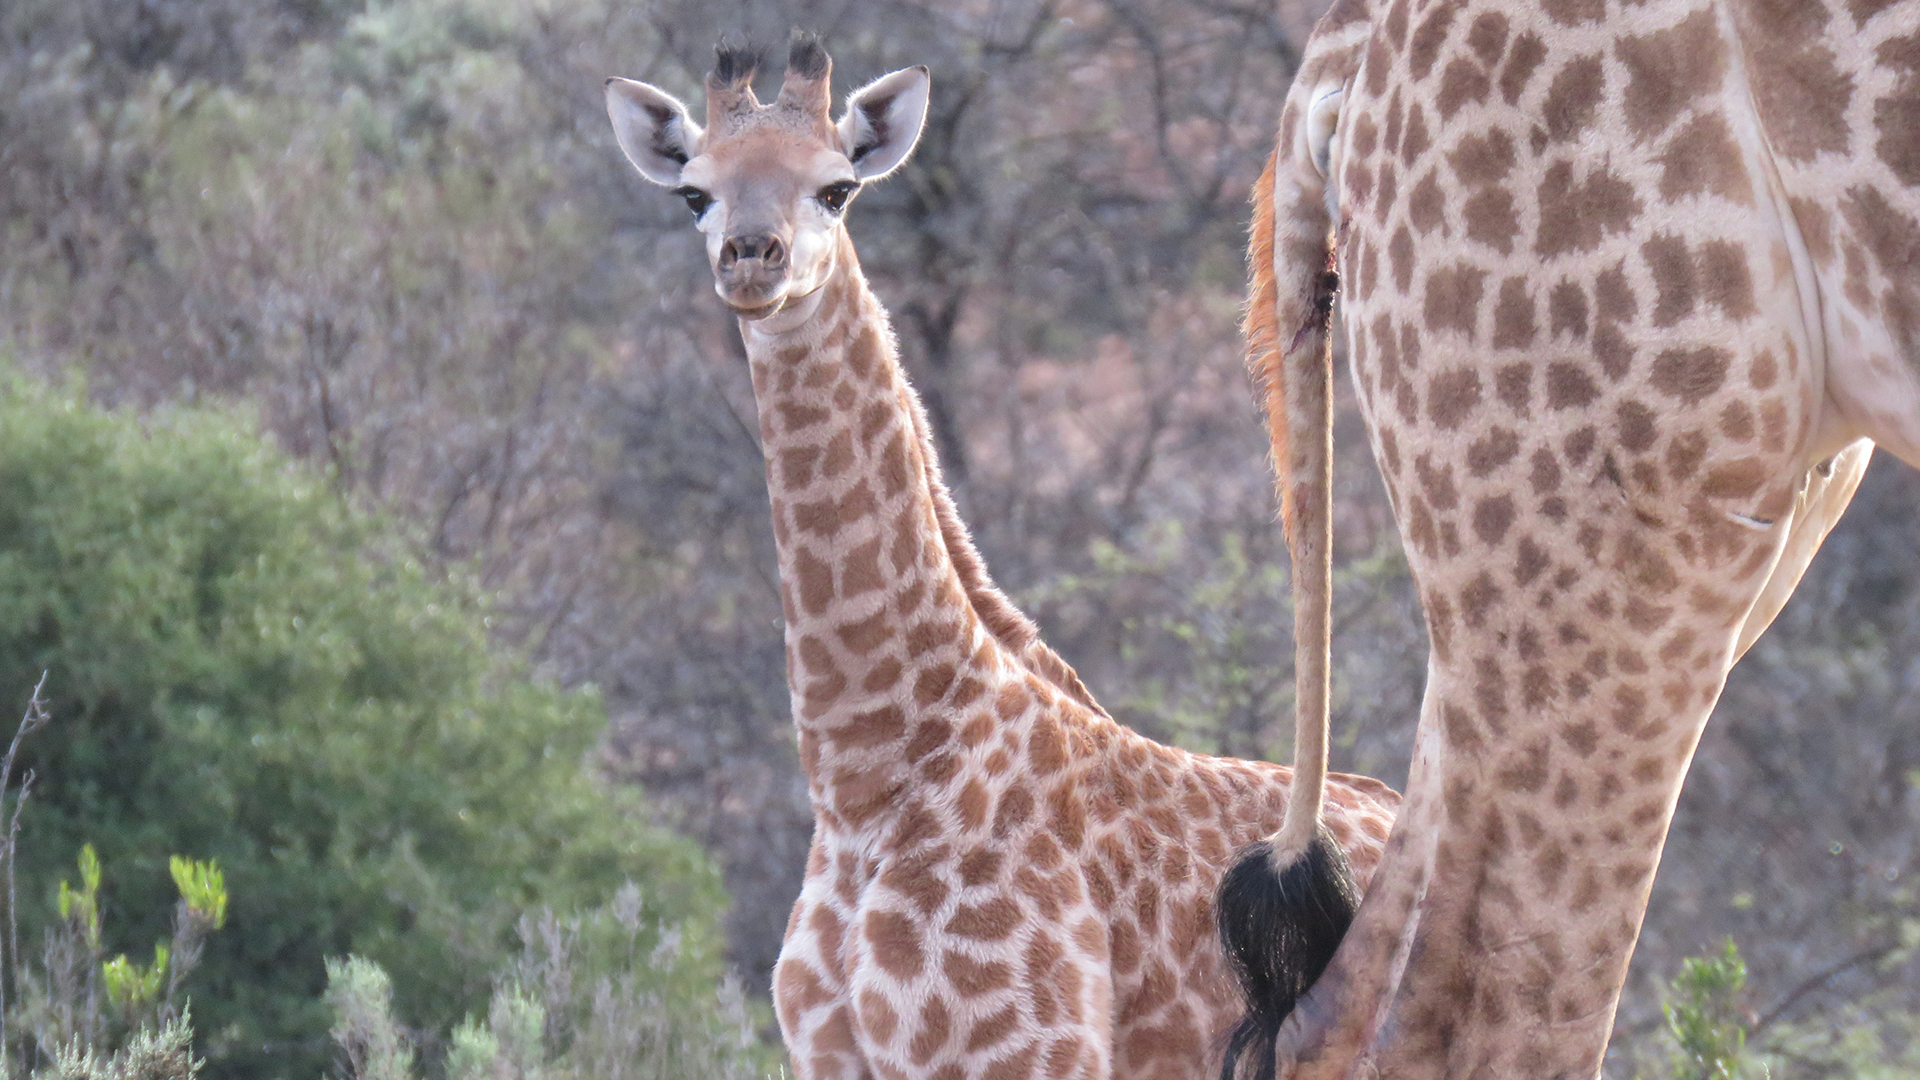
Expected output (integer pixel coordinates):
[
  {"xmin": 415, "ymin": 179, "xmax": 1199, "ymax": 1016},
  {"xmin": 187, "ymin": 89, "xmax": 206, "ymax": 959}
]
[
  {"xmin": 1277, "ymin": 267, "xmax": 1825, "ymax": 1075},
  {"xmin": 1278, "ymin": 503, "xmax": 1801, "ymax": 1079}
]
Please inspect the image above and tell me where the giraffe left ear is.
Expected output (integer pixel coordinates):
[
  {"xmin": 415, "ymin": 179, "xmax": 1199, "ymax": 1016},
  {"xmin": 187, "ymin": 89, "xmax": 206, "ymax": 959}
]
[
  {"xmin": 606, "ymin": 77, "xmax": 706, "ymax": 186},
  {"xmin": 838, "ymin": 66, "xmax": 930, "ymax": 181}
]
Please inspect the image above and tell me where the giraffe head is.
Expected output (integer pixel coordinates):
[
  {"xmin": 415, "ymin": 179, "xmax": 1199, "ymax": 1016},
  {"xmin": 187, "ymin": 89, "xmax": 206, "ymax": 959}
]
[{"xmin": 606, "ymin": 33, "xmax": 929, "ymax": 320}]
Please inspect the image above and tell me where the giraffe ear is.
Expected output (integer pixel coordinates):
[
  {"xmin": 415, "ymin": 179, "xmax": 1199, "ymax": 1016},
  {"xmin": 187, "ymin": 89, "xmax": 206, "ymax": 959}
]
[
  {"xmin": 606, "ymin": 77, "xmax": 705, "ymax": 186},
  {"xmin": 837, "ymin": 66, "xmax": 929, "ymax": 181}
]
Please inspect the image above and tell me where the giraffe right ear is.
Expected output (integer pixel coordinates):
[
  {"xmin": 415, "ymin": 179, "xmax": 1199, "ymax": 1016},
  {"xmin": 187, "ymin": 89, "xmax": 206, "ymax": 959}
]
[
  {"xmin": 838, "ymin": 66, "xmax": 930, "ymax": 181},
  {"xmin": 606, "ymin": 77, "xmax": 705, "ymax": 186}
]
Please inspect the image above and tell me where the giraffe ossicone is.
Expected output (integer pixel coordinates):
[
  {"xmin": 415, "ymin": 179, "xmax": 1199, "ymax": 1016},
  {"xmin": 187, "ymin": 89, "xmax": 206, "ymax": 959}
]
[
  {"xmin": 1231, "ymin": 0, "xmax": 1920, "ymax": 1076},
  {"xmin": 607, "ymin": 32, "xmax": 1400, "ymax": 1080}
]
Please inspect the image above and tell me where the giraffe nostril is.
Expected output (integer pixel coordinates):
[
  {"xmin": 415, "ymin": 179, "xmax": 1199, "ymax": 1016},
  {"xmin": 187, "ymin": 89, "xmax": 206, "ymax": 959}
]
[{"xmin": 722, "ymin": 234, "xmax": 780, "ymax": 268}]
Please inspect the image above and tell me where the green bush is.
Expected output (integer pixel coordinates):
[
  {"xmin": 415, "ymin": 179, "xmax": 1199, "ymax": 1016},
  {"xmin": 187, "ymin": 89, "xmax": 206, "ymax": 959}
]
[
  {"xmin": 11, "ymin": 844, "xmax": 223, "ymax": 1079},
  {"xmin": 1662, "ymin": 940, "xmax": 1750, "ymax": 1080},
  {"xmin": 0, "ymin": 373, "xmax": 723, "ymax": 1078},
  {"xmin": 32, "ymin": 1013, "xmax": 198, "ymax": 1080},
  {"xmin": 1757, "ymin": 992, "xmax": 1920, "ymax": 1078},
  {"xmin": 325, "ymin": 888, "xmax": 772, "ymax": 1080},
  {"xmin": 1621, "ymin": 937, "xmax": 1920, "ymax": 1079}
]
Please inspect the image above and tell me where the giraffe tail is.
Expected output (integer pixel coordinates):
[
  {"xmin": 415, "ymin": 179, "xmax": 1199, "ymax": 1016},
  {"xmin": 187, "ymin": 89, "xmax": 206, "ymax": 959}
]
[{"xmin": 1215, "ymin": 82, "xmax": 1357, "ymax": 1080}]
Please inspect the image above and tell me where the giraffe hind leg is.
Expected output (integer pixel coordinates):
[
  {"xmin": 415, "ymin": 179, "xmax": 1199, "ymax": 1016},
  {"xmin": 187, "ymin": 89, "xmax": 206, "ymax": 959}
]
[{"xmin": 1214, "ymin": 831, "xmax": 1359, "ymax": 1080}]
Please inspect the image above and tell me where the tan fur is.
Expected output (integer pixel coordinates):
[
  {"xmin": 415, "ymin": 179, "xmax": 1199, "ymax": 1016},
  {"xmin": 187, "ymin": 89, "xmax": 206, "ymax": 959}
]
[{"xmin": 1240, "ymin": 22, "xmax": 1367, "ymax": 868}]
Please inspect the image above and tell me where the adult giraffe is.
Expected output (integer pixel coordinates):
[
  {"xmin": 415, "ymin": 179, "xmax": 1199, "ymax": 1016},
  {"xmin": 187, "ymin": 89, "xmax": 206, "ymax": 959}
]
[
  {"xmin": 606, "ymin": 34, "xmax": 1399, "ymax": 1080},
  {"xmin": 1225, "ymin": 0, "xmax": 1919, "ymax": 1077}
]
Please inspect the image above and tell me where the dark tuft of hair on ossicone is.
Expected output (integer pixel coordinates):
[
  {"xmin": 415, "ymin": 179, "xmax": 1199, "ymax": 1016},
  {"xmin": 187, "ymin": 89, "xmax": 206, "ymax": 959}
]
[
  {"xmin": 786, "ymin": 29, "xmax": 829, "ymax": 80},
  {"xmin": 710, "ymin": 36, "xmax": 766, "ymax": 87}
]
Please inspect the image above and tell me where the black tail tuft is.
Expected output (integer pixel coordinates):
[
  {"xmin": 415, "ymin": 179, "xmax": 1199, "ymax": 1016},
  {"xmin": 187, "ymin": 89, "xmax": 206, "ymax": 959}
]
[{"xmin": 1215, "ymin": 832, "xmax": 1359, "ymax": 1080}]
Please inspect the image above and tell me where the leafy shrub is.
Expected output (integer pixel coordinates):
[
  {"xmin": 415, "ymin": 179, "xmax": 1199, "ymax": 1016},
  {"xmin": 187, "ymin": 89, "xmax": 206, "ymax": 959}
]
[
  {"xmin": 32, "ymin": 1014, "xmax": 198, "ymax": 1080},
  {"xmin": 325, "ymin": 886, "xmax": 771, "ymax": 1080},
  {"xmin": 11, "ymin": 841, "xmax": 219, "ymax": 1080},
  {"xmin": 0, "ymin": 372, "xmax": 723, "ymax": 1078},
  {"xmin": 324, "ymin": 959, "xmax": 414, "ymax": 1080},
  {"xmin": 1027, "ymin": 522, "xmax": 1423, "ymax": 778},
  {"xmin": 1619, "ymin": 937, "xmax": 1920, "ymax": 1079},
  {"xmin": 1757, "ymin": 992, "xmax": 1920, "ymax": 1078},
  {"xmin": 1662, "ymin": 940, "xmax": 1750, "ymax": 1080}
]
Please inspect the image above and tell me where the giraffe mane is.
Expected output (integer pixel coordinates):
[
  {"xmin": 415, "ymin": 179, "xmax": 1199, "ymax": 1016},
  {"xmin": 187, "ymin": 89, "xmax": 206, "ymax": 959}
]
[
  {"xmin": 904, "ymin": 387, "xmax": 1104, "ymax": 713},
  {"xmin": 1244, "ymin": 147, "xmax": 1295, "ymax": 544},
  {"xmin": 929, "ymin": 478, "xmax": 1103, "ymax": 713}
]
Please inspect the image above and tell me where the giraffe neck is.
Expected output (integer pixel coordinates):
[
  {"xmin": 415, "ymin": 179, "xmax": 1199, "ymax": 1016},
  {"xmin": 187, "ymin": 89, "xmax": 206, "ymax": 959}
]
[{"xmin": 743, "ymin": 232, "xmax": 1024, "ymax": 830}]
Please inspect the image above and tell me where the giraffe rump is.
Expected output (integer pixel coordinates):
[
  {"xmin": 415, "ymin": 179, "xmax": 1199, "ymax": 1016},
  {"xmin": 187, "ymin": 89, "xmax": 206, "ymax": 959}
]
[{"xmin": 1216, "ymin": 833, "xmax": 1359, "ymax": 1080}]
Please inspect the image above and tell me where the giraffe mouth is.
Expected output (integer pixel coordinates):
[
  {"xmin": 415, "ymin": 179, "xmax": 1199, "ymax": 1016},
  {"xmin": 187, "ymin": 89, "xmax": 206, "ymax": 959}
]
[
  {"xmin": 724, "ymin": 295, "xmax": 786, "ymax": 320},
  {"xmin": 716, "ymin": 271, "xmax": 789, "ymax": 320}
]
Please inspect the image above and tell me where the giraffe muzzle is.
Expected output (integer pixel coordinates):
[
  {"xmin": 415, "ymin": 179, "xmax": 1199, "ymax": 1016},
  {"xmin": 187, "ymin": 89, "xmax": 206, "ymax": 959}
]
[{"xmin": 715, "ymin": 233, "xmax": 791, "ymax": 314}]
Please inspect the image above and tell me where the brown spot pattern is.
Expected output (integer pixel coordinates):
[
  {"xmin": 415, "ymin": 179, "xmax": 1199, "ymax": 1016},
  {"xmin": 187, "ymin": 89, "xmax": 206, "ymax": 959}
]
[{"xmin": 1616, "ymin": 11, "xmax": 1727, "ymax": 138}]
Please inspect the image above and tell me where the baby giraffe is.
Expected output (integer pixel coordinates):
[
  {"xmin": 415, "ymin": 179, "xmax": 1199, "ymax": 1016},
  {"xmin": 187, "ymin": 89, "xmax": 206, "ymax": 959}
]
[{"xmin": 606, "ymin": 35, "xmax": 1398, "ymax": 1080}]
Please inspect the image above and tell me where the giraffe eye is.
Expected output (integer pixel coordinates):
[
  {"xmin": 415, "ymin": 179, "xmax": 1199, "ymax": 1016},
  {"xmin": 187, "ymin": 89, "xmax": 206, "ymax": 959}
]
[
  {"xmin": 816, "ymin": 181, "xmax": 860, "ymax": 214},
  {"xmin": 673, "ymin": 186, "xmax": 712, "ymax": 218}
]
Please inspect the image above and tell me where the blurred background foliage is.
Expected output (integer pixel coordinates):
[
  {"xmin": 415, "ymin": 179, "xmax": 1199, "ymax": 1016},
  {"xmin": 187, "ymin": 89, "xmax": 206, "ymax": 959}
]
[
  {"xmin": 0, "ymin": 0, "xmax": 1917, "ymax": 1076},
  {"xmin": 0, "ymin": 374, "xmax": 724, "ymax": 1077}
]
